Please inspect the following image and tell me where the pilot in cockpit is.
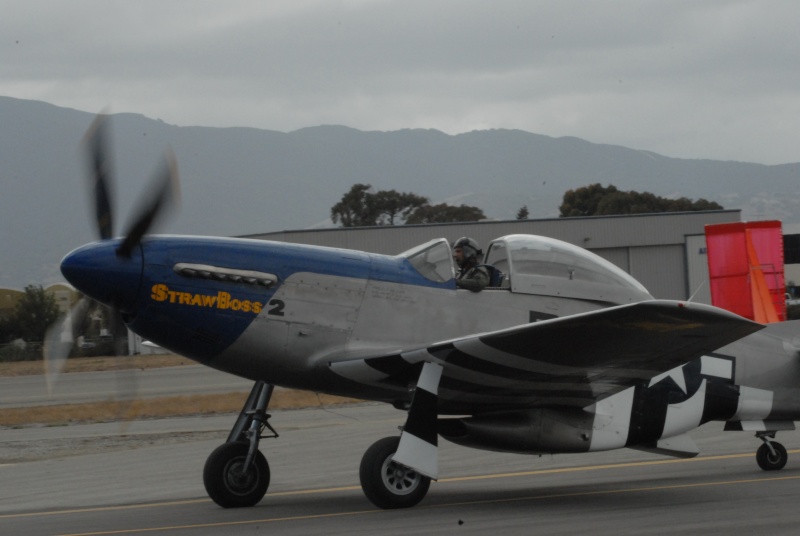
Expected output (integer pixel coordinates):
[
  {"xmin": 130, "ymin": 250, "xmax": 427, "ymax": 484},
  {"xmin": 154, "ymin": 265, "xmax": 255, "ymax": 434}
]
[{"xmin": 453, "ymin": 237, "xmax": 490, "ymax": 292}]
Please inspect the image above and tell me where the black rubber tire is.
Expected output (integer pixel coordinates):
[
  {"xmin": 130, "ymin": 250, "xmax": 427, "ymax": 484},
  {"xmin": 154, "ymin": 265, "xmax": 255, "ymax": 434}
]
[
  {"xmin": 359, "ymin": 436, "xmax": 431, "ymax": 509},
  {"xmin": 203, "ymin": 442, "xmax": 270, "ymax": 508},
  {"xmin": 756, "ymin": 441, "xmax": 788, "ymax": 471}
]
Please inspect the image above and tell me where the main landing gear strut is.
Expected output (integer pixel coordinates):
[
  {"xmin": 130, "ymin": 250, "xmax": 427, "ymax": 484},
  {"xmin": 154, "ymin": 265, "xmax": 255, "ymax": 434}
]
[
  {"xmin": 755, "ymin": 432, "xmax": 788, "ymax": 471},
  {"xmin": 204, "ymin": 364, "xmax": 442, "ymax": 510},
  {"xmin": 359, "ymin": 362, "xmax": 443, "ymax": 509},
  {"xmin": 359, "ymin": 436, "xmax": 432, "ymax": 509},
  {"xmin": 203, "ymin": 381, "xmax": 278, "ymax": 508}
]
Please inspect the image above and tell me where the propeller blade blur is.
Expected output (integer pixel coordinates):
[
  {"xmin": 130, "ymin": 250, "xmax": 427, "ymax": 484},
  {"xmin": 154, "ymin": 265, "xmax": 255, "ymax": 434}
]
[
  {"xmin": 43, "ymin": 297, "xmax": 89, "ymax": 395},
  {"xmin": 116, "ymin": 147, "xmax": 180, "ymax": 258},
  {"xmin": 82, "ymin": 113, "xmax": 115, "ymax": 241}
]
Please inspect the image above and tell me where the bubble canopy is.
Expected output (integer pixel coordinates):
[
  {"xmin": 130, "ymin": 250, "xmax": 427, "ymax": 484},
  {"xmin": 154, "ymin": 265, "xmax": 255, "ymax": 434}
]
[
  {"xmin": 399, "ymin": 234, "xmax": 652, "ymax": 304},
  {"xmin": 485, "ymin": 234, "xmax": 652, "ymax": 303}
]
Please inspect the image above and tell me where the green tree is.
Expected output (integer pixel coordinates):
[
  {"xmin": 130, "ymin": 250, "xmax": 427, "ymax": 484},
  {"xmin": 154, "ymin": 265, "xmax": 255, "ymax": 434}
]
[
  {"xmin": 405, "ymin": 203, "xmax": 486, "ymax": 224},
  {"xmin": 373, "ymin": 190, "xmax": 428, "ymax": 225},
  {"xmin": 664, "ymin": 197, "xmax": 721, "ymax": 212},
  {"xmin": 8, "ymin": 285, "xmax": 61, "ymax": 343},
  {"xmin": 331, "ymin": 184, "xmax": 429, "ymax": 227},
  {"xmin": 0, "ymin": 314, "xmax": 13, "ymax": 344},
  {"xmin": 331, "ymin": 183, "xmax": 378, "ymax": 227},
  {"xmin": 560, "ymin": 183, "xmax": 723, "ymax": 217},
  {"xmin": 560, "ymin": 184, "xmax": 619, "ymax": 217},
  {"xmin": 332, "ymin": 185, "xmax": 484, "ymax": 226},
  {"xmin": 516, "ymin": 205, "xmax": 529, "ymax": 220}
]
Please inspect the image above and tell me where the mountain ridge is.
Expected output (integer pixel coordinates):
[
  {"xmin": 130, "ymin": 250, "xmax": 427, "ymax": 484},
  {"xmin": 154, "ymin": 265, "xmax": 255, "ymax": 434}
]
[{"xmin": 1, "ymin": 95, "xmax": 798, "ymax": 289}]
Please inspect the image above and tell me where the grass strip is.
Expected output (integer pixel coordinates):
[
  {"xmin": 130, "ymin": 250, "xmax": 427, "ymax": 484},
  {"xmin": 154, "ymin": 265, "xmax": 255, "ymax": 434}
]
[{"xmin": 1, "ymin": 390, "xmax": 361, "ymax": 427}]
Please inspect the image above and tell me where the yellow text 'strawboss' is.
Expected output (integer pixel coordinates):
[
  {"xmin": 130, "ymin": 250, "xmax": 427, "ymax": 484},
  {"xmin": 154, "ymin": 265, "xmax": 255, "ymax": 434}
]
[{"xmin": 150, "ymin": 284, "xmax": 263, "ymax": 314}]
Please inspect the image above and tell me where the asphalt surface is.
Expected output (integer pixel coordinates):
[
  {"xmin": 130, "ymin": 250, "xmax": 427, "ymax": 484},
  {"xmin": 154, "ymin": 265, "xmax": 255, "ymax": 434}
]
[{"xmin": 4, "ymin": 394, "xmax": 800, "ymax": 536}]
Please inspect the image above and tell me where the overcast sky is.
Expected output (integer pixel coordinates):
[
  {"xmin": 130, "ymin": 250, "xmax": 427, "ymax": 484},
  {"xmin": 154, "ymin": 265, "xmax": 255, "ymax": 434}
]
[{"xmin": 3, "ymin": 0, "xmax": 799, "ymax": 164}]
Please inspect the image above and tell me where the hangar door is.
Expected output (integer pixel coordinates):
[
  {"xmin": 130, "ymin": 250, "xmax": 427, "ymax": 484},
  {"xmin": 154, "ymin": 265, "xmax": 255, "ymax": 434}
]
[{"xmin": 629, "ymin": 245, "xmax": 686, "ymax": 300}]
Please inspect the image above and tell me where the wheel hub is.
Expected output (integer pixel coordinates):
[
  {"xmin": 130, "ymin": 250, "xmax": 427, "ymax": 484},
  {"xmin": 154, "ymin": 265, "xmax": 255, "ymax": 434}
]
[
  {"xmin": 224, "ymin": 459, "xmax": 257, "ymax": 494},
  {"xmin": 382, "ymin": 458, "xmax": 420, "ymax": 495}
]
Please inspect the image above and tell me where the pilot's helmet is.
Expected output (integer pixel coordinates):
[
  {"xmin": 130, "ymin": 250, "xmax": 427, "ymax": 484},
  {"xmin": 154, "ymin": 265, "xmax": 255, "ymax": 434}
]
[{"xmin": 453, "ymin": 237, "xmax": 482, "ymax": 260}]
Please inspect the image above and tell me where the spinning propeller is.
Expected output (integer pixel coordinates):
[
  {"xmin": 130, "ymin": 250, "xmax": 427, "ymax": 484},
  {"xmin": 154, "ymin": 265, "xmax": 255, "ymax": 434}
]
[
  {"xmin": 43, "ymin": 112, "xmax": 180, "ymax": 394},
  {"xmin": 83, "ymin": 112, "xmax": 180, "ymax": 254}
]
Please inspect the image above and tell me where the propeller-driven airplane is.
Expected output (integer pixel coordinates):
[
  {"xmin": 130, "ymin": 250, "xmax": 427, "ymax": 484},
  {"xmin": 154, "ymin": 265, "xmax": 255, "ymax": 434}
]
[{"xmin": 52, "ymin": 115, "xmax": 800, "ymax": 510}]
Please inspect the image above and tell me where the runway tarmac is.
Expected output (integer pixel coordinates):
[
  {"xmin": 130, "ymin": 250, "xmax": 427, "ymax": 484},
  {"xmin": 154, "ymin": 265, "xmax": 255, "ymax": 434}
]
[{"xmin": 4, "ymin": 401, "xmax": 800, "ymax": 536}]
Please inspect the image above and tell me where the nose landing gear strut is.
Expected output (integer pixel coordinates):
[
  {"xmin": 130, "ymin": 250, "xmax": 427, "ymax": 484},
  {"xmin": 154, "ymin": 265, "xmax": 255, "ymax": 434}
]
[{"xmin": 203, "ymin": 381, "xmax": 278, "ymax": 508}]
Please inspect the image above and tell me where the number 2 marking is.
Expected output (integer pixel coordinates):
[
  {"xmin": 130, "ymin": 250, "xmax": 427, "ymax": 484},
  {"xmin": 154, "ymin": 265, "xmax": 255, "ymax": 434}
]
[{"xmin": 268, "ymin": 299, "xmax": 285, "ymax": 316}]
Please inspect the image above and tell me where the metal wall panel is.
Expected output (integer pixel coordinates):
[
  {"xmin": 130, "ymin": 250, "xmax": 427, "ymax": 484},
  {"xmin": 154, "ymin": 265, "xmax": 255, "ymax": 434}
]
[
  {"xmin": 590, "ymin": 248, "xmax": 630, "ymax": 273},
  {"xmin": 248, "ymin": 210, "xmax": 741, "ymax": 253},
  {"xmin": 629, "ymin": 245, "xmax": 686, "ymax": 299},
  {"xmin": 685, "ymin": 234, "xmax": 713, "ymax": 304}
]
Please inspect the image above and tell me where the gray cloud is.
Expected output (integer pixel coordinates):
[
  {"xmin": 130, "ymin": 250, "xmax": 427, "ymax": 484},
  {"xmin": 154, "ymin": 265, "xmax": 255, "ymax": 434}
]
[{"xmin": 2, "ymin": 0, "xmax": 799, "ymax": 163}]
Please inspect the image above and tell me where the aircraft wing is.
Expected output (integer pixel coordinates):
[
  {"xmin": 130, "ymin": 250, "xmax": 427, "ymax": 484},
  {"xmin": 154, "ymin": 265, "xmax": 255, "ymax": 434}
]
[{"xmin": 330, "ymin": 300, "xmax": 763, "ymax": 412}]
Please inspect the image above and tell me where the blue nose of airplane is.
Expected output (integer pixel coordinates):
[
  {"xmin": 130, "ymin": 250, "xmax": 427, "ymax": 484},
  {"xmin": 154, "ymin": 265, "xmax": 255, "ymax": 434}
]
[{"xmin": 60, "ymin": 240, "xmax": 143, "ymax": 314}]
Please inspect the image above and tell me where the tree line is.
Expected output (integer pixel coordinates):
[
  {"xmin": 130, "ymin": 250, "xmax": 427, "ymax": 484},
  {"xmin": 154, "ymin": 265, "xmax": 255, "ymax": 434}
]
[
  {"xmin": 559, "ymin": 184, "xmax": 722, "ymax": 217},
  {"xmin": 330, "ymin": 182, "xmax": 723, "ymax": 227},
  {"xmin": 330, "ymin": 184, "xmax": 486, "ymax": 226},
  {"xmin": 0, "ymin": 285, "xmax": 60, "ymax": 361}
]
